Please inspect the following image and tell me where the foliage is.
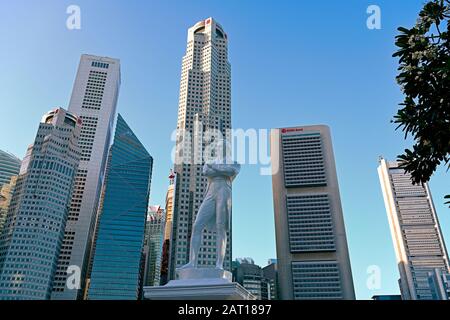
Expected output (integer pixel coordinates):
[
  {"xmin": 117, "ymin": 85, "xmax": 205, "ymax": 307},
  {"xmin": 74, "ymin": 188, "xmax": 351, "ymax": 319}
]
[{"xmin": 393, "ymin": 0, "xmax": 450, "ymax": 205}]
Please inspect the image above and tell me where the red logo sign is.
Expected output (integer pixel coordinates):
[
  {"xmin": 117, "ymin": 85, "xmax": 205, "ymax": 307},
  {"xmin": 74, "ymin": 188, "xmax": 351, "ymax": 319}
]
[{"xmin": 281, "ymin": 128, "xmax": 304, "ymax": 134}]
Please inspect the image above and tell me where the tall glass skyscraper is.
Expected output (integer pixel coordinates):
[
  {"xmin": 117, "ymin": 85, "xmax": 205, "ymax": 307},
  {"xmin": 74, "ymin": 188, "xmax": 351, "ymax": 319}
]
[
  {"xmin": 87, "ymin": 114, "xmax": 152, "ymax": 300},
  {"xmin": 0, "ymin": 108, "xmax": 81, "ymax": 300},
  {"xmin": 0, "ymin": 150, "xmax": 21, "ymax": 188},
  {"xmin": 378, "ymin": 158, "xmax": 450, "ymax": 300}
]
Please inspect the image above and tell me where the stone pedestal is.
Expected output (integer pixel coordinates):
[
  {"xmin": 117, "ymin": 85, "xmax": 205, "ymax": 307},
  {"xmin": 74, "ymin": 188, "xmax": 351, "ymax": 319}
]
[{"xmin": 143, "ymin": 268, "xmax": 255, "ymax": 300}]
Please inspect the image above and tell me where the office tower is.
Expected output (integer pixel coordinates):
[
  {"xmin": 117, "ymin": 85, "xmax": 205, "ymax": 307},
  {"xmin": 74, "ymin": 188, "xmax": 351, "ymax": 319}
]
[
  {"xmin": 233, "ymin": 258, "xmax": 263, "ymax": 300},
  {"xmin": 160, "ymin": 171, "xmax": 177, "ymax": 285},
  {"xmin": 262, "ymin": 260, "xmax": 278, "ymax": 300},
  {"xmin": 143, "ymin": 205, "xmax": 166, "ymax": 287},
  {"xmin": 428, "ymin": 268, "xmax": 450, "ymax": 300},
  {"xmin": 87, "ymin": 114, "xmax": 152, "ymax": 300},
  {"xmin": 0, "ymin": 108, "xmax": 81, "ymax": 300},
  {"xmin": 378, "ymin": 158, "xmax": 450, "ymax": 300},
  {"xmin": 164, "ymin": 171, "xmax": 176, "ymax": 243},
  {"xmin": 271, "ymin": 125, "xmax": 355, "ymax": 300},
  {"xmin": 169, "ymin": 18, "xmax": 232, "ymax": 279},
  {"xmin": 82, "ymin": 151, "xmax": 111, "ymax": 299},
  {"xmin": 0, "ymin": 176, "xmax": 17, "ymax": 236},
  {"xmin": 52, "ymin": 55, "xmax": 121, "ymax": 300},
  {"xmin": 0, "ymin": 150, "xmax": 21, "ymax": 188}
]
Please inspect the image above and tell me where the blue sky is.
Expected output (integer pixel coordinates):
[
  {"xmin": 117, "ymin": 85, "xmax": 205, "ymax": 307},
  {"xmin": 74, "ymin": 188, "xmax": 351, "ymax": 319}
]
[{"xmin": 0, "ymin": 0, "xmax": 448, "ymax": 300}]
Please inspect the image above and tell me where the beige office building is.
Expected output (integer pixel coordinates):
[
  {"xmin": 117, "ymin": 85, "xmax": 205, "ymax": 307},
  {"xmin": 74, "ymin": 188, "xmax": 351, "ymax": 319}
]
[
  {"xmin": 378, "ymin": 158, "xmax": 449, "ymax": 300},
  {"xmin": 52, "ymin": 55, "xmax": 121, "ymax": 299},
  {"xmin": 169, "ymin": 18, "xmax": 232, "ymax": 279},
  {"xmin": 271, "ymin": 125, "xmax": 355, "ymax": 300}
]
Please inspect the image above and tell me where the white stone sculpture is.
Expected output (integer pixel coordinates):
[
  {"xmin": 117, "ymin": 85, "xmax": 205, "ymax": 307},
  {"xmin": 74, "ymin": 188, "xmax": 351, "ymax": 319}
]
[{"xmin": 178, "ymin": 147, "xmax": 240, "ymax": 275}]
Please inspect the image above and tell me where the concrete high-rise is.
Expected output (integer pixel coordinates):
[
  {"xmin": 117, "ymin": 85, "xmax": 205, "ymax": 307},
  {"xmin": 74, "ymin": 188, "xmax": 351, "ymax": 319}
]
[
  {"xmin": 52, "ymin": 55, "xmax": 121, "ymax": 299},
  {"xmin": 0, "ymin": 150, "xmax": 21, "ymax": 188},
  {"xmin": 232, "ymin": 258, "xmax": 264, "ymax": 300},
  {"xmin": 262, "ymin": 260, "xmax": 278, "ymax": 300},
  {"xmin": 0, "ymin": 108, "xmax": 81, "ymax": 300},
  {"xmin": 0, "ymin": 176, "xmax": 17, "ymax": 236},
  {"xmin": 169, "ymin": 18, "xmax": 232, "ymax": 279},
  {"xmin": 271, "ymin": 125, "xmax": 355, "ymax": 300},
  {"xmin": 378, "ymin": 158, "xmax": 450, "ymax": 300},
  {"xmin": 143, "ymin": 205, "xmax": 166, "ymax": 287},
  {"xmin": 428, "ymin": 268, "xmax": 450, "ymax": 300},
  {"xmin": 87, "ymin": 114, "xmax": 152, "ymax": 300},
  {"xmin": 160, "ymin": 171, "xmax": 177, "ymax": 285}
]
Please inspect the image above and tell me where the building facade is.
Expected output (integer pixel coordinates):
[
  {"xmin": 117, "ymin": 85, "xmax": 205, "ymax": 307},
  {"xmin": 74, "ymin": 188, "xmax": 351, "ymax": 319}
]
[
  {"xmin": 169, "ymin": 18, "xmax": 232, "ymax": 279},
  {"xmin": 0, "ymin": 150, "xmax": 21, "ymax": 188},
  {"xmin": 271, "ymin": 125, "xmax": 355, "ymax": 300},
  {"xmin": 87, "ymin": 114, "xmax": 153, "ymax": 300},
  {"xmin": 52, "ymin": 55, "xmax": 121, "ymax": 300},
  {"xmin": 160, "ymin": 171, "xmax": 177, "ymax": 285},
  {"xmin": 262, "ymin": 260, "xmax": 278, "ymax": 300},
  {"xmin": 143, "ymin": 205, "xmax": 166, "ymax": 287},
  {"xmin": 0, "ymin": 108, "xmax": 81, "ymax": 299},
  {"xmin": 0, "ymin": 176, "xmax": 17, "ymax": 236},
  {"xmin": 428, "ymin": 268, "xmax": 450, "ymax": 300},
  {"xmin": 378, "ymin": 158, "xmax": 450, "ymax": 300},
  {"xmin": 233, "ymin": 258, "xmax": 263, "ymax": 300}
]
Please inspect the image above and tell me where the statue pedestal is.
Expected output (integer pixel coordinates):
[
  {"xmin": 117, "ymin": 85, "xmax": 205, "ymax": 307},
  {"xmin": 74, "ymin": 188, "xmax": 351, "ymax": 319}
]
[{"xmin": 143, "ymin": 268, "xmax": 255, "ymax": 300}]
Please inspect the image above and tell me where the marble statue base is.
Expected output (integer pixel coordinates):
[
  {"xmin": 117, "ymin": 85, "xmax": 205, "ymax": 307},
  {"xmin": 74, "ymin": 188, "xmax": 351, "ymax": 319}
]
[
  {"xmin": 176, "ymin": 267, "xmax": 232, "ymax": 281},
  {"xmin": 143, "ymin": 268, "xmax": 255, "ymax": 300}
]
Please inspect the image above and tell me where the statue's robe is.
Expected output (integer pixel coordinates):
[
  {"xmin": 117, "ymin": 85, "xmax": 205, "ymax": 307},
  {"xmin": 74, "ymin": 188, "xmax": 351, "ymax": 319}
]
[{"xmin": 195, "ymin": 160, "xmax": 240, "ymax": 232}]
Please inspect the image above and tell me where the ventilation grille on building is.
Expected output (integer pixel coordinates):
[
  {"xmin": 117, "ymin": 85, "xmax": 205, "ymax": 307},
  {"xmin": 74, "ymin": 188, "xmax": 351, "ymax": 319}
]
[
  {"xmin": 282, "ymin": 133, "xmax": 326, "ymax": 187},
  {"xmin": 291, "ymin": 261, "xmax": 343, "ymax": 300},
  {"xmin": 286, "ymin": 193, "xmax": 336, "ymax": 252}
]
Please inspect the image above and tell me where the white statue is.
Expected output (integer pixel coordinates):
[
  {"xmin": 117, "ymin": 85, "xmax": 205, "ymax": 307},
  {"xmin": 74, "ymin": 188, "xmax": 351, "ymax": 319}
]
[{"xmin": 178, "ymin": 145, "xmax": 240, "ymax": 271}]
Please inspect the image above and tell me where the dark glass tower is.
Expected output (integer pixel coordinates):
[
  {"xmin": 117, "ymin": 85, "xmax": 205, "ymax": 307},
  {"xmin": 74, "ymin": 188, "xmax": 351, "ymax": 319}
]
[{"xmin": 87, "ymin": 114, "xmax": 153, "ymax": 300}]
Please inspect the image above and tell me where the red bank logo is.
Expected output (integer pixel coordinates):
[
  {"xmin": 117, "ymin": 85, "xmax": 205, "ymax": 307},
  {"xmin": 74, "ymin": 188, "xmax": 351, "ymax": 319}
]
[{"xmin": 281, "ymin": 128, "xmax": 303, "ymax": 134}]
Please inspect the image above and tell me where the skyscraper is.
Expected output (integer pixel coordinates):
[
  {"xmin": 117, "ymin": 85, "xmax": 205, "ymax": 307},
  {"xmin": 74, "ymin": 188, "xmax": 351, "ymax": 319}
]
[
  {"xmin": 378, "ymin": 158, "xmax": 450, "ymax": 300},
  {"xmin": 0, "ymin": 108, "xmax": 81, "ymax": 300},
  {"xmin": 0, "ymin": 150, "xmax": 21, "ymax": 188},
  {"xmin": 52, "ymin": 55, "xmax": 121, "ymax": 300},
  {"xmin": 271, "ymin": 125, "xmax": 355, "ymax": 300},
  {"xmin": 87, "ymin": 114, "xmax": 152, "ymax": 300},
  {"xmin": 428, "ymin": 268, "xmax": 450, "ymax": 300},
  {"xmin": 0, "ymin": 176, "xmax": 17, "ymax": 236},
  {"xmin": 160, "ymin": 171, "xmax": 177, "ymax": 285},
  {"xmin": 262, "ymin": 260, "xmax": 278, "ymax": 300},
  {"xmin": 169, "ymin": 18, "xmax": 232, "ymax": 278},
  {"xmin": 232, "ymin": 258, "xmax": 264, "ymax": 300},
  {"xmin": 143, "ymin": 205, "xmax": 166, "ymax": 287}
]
